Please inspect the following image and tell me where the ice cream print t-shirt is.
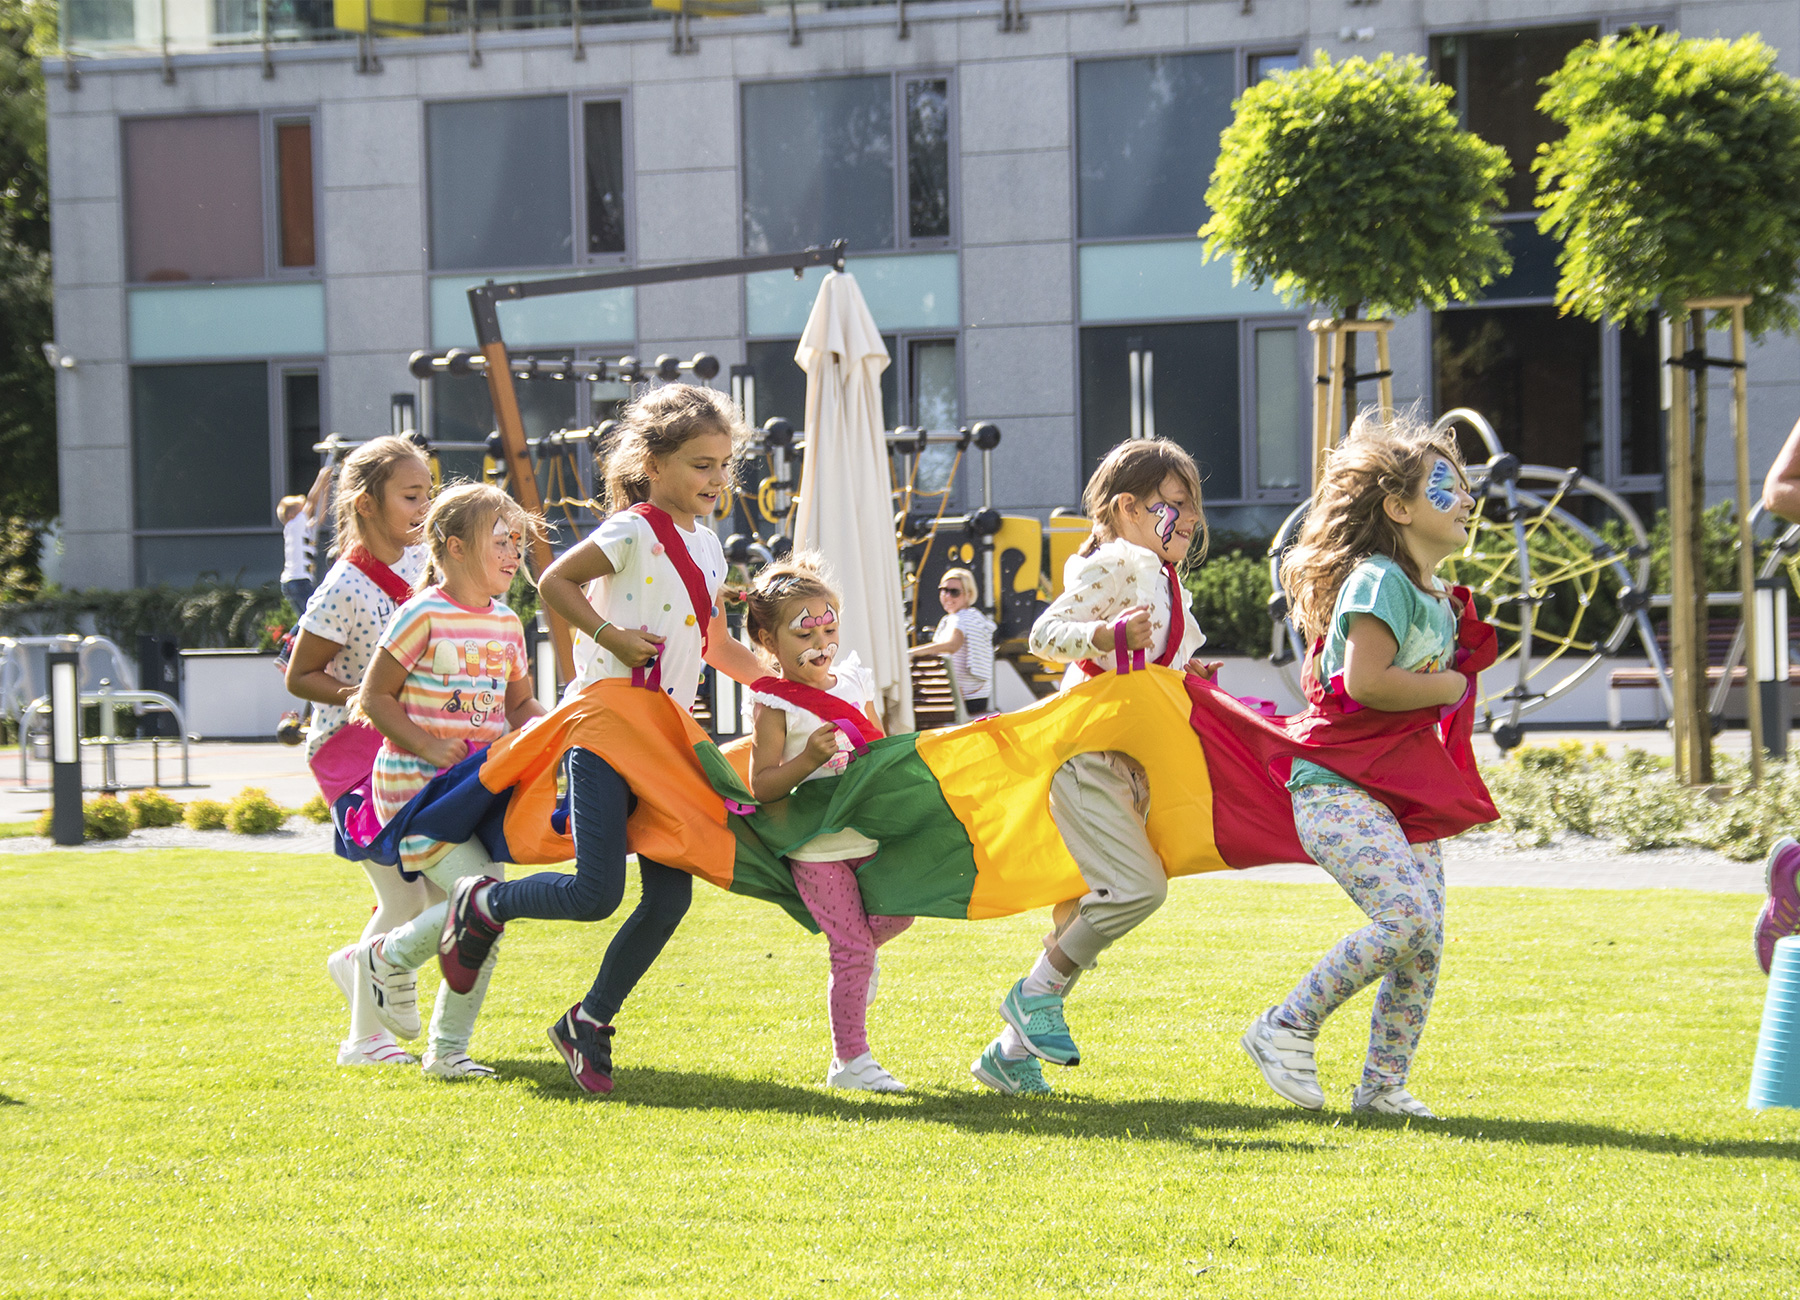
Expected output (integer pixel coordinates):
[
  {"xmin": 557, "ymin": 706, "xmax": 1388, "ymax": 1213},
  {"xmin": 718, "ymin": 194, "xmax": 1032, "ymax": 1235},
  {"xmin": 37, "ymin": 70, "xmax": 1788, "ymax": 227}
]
[{"xmin": 370, "ymin": 587, "xmax": 529, "ymax": 825}]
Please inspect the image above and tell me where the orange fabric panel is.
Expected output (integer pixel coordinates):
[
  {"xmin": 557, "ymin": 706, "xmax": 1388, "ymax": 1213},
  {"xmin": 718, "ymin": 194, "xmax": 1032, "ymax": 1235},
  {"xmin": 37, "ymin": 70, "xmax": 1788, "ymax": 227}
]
[{"xmin": 480, "ymin": 680, "xmax": 737, "ymax": 887}]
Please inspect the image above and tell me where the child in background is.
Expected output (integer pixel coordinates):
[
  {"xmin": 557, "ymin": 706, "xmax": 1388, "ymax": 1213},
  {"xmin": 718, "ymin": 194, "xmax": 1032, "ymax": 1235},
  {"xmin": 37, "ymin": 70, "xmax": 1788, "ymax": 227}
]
[
  {"xmin": 276, "ymin": 462, "xmax": 336, "ymax": 741},
  {"xmin": 747, "ymin": 556, "xmax": 914, "ymax": 1092},
  {"xmin": 908, "ymin": 566, "xmax": 995, "ymax": 716},
  {"xmin": 348, "ymin": 482, "xmax": 545, "ymax": 1079},
  {"xmin": 436, "ymin": 384, "xmax": 768, "ymax": 1095},
  {"xmin": 284, "ymin": 436, "xmax": 432, "ymax": 1068},
  {"xmin": 1241, "ymin": 415, "xmax": 1475, "ymax": 1120},
  {"xmin": 973, "ymin": 438, "xmax": 1213, "ymax": 1095}
]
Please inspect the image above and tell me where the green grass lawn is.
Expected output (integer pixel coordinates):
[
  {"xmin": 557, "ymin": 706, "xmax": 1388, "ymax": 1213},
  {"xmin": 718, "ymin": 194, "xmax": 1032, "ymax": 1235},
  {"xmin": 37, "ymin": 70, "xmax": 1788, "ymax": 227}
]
[
  {"xmin": 2, "ymin": 850, "xmax": 1794, "ymax": 1297},
  {"xmin": 0, "ymin": 821, "xmax": 39, "ymax": 840}
]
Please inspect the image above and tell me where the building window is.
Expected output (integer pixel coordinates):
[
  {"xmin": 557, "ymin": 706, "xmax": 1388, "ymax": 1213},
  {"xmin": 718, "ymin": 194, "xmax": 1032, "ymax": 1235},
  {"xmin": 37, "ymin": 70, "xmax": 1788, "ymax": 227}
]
[
  {"xmin": 125, "ymin": 116, "xmax": 265, "ymax": 283},
  {"xmin": 1429, "ymin": 22, "xmax": 1664, "ymax": 492},
  {"xmin": 583, "ymin": 100, "xmax": 628, "ymax": 258},
  {"xmin": 132, "ymin": 362, "xmax": 273, "ymax": 532},
  {"xmin": 1075, "ymin": 52, "xmax": 1234, "ymax": 241},
  {"xmin": 280, "ymin": 368, "xmax": 321, "ymax": 497},
  {"xmin": 741, "ymin": 74, "xmax": 954, "ymax": 255},
  {"xmin": 424, "ymin": 96, "xmax": 628, "ymax": 273},
  {"xmin": 124, "ymin": 113, "xmax": 317, "ymax": 284},
  {"xmin": 275, "ymin": 120, "xmax": 316, "ymax": 270},
  {"xmin": 1248, "ymin": 50, "xmax": 1301, "ymax": 83},
  {"xmin": 432, "ymin": 353, "xmax": 585, "ymax": 486}
]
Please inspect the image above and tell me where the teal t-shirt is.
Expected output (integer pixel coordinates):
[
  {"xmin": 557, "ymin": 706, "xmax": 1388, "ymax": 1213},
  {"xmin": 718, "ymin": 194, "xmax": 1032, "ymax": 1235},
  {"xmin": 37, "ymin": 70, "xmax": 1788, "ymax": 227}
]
[{"xmin": 1287, "ymin": 554, "xmax": 1457, "ymax": 791}]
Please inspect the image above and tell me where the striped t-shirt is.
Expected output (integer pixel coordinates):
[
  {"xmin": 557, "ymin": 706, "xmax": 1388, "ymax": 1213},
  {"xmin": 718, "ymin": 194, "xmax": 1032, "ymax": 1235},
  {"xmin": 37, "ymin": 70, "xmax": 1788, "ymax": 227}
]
[
  {"xmin": 936, "ymin": 607, "xmax": 995, "ymax": 702},
  {"xmin": 371, "ymin": 587, "xmax": 529, "ymax": 832}
]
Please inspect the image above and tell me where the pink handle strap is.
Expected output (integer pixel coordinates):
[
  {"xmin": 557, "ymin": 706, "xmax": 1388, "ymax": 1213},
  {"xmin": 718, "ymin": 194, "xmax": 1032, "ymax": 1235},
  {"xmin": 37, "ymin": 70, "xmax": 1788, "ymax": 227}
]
[
  {"xmin": 631, "ymin": 656, "xmax": 663, "ymax": 693},
  {"xmin": 1113, "ymin": 618, "xmax": 1146, "ymax": 675}
]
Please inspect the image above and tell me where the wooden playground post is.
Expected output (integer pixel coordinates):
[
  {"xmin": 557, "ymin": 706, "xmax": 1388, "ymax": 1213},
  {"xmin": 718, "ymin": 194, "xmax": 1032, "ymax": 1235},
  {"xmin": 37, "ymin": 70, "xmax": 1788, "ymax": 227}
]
[
  {"xmin": 1666, "ymin": 313, "xmax": 1701, "ymax": 784},
  {"xmin": 1307, "ymin": 318, "xmax": 1395, "ymax": 494},
  {"xmin": 1687, "ymin": 295, "xmax": 1763, "ymax": 786}
]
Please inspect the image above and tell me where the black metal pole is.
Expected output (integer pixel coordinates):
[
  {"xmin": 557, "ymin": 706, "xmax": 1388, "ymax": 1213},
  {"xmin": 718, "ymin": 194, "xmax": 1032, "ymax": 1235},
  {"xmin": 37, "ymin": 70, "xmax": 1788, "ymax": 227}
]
[{"xmin": 47, "ymin": 650, "xmax": 83, "ymax": 845}]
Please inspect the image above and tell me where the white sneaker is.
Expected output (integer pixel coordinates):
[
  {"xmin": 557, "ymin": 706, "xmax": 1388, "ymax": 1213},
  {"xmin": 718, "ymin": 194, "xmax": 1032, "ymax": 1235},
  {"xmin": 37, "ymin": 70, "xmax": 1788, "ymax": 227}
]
[
  {"xmin": 422, "ymin": 1050, "xmax": 497, "ymax": 1081},
  {"xmin": 826, "ymin": 1051, "xmax": 905, "ymax": 1092},
  {"xmin": 337, "ymin": 1032, "xmax": 418, "ymax": 1067},
  {"xmin": 357, "ymin": 936, "xmax": 420, "ymax": 1040},
  {"xmin": 325, "ymin": 944, "xmax": 356, "ymax": 1006},
  {"xmin": 1352, "ymin": 1082, "xmax": 1441, "ymax": 1119},
  {"xmin": 1240, "ymin": 1008, "xmax": 1324, "ymax": 1110},
  {"xmin": 866, "ymin": 955, "xmax": 880, "ymax": 1008}
]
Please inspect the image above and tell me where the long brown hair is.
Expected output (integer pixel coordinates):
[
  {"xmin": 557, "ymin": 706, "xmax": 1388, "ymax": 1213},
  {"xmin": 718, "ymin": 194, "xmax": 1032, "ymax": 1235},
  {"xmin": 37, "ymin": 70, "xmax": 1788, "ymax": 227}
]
[
  {"xmin": 1079, "ymin": 438, "xmax": 1209, "ymax": 576},
  {"xmin": 1279, "ymin": 412, "xmax": 1467, "ymax": 643},
  {"xmin": 599, "ymin": 384, "xmax": 750, "ymax": 515},
  {"xmin": 331, "ymin": 435, "xmax": 428, "ymax": 556}
]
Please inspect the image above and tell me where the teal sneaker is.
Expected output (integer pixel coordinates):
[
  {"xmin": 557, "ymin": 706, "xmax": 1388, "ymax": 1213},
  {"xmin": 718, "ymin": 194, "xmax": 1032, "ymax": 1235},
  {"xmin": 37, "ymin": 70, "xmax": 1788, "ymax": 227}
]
[
  {"xmin": 971, "ymin": 1041, "xmax": 1052, "ymax": 1095},
  {"xmin": 999, "ymin": 979, "xmax": 1080, "ymax": 1066}
]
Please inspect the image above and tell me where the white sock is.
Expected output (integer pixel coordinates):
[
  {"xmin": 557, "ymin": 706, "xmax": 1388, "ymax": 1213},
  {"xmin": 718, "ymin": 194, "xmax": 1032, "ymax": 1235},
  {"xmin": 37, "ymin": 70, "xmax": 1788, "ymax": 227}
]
[
  {"xmin": 998, "ymin": 1026, "xmax": 1030, "ymax": 1061},
  {"xmin": 1021, "ymin": 951, "xmax": 1072, "ymax": 998}
]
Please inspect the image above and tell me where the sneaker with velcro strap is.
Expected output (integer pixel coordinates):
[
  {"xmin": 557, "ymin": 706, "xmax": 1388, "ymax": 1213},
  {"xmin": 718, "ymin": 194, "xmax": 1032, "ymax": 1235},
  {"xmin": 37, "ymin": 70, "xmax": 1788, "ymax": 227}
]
[{"xmin": 1351, "ymin": 1082, "xmax": 1442, "ymax": 1119}]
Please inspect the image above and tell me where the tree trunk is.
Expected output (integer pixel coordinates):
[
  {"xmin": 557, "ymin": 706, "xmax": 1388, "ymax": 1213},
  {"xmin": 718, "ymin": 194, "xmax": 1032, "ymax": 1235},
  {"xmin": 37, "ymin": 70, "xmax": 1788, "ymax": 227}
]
[
  {"xmin": 1688, "ymin": 307, "xmax": 1714, "ymax": 784},
  {"xmin": 1342, "ymin": 303, "xmax": 1360, "ymax": 431}
]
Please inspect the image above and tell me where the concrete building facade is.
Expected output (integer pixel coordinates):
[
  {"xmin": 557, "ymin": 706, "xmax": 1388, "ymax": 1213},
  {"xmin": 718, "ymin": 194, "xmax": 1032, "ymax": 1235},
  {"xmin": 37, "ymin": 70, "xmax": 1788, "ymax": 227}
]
[{"xmin": 41, "ymin": 0, "xmax": 1800, "ymax": 588}]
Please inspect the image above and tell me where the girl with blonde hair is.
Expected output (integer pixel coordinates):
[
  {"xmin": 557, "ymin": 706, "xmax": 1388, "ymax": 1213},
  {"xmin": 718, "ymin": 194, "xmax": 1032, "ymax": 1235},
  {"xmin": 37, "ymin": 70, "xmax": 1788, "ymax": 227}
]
[{"xmin": 1241, "ymin": 413, "xmax": 1475, "ymax": 1119}]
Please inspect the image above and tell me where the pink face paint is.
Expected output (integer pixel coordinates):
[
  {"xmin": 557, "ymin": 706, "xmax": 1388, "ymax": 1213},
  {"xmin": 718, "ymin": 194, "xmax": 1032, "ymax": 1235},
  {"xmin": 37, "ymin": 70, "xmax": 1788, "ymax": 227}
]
[
  {"xmin": 1146, "ymin": 501, "xmax": 1179, "ymax": 547},
  {"xmin": 788, "ymin": 604, "xmax": 838, "ymax": 633}
]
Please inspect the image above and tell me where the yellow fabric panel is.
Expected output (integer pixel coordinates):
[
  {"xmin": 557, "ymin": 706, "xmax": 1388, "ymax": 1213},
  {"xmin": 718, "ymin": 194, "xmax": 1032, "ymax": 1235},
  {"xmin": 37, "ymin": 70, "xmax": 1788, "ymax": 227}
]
[{"xmin": 915, "ymin": 666, "xmax": 1226, "ymax": 919}]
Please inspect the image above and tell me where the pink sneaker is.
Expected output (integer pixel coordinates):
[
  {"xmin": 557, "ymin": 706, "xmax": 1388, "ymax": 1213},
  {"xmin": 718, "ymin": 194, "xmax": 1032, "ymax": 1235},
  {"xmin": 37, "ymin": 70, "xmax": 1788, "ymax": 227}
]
[{"xmin": 1754, "ymin": 836, "xmax": 1800, "ymax": 974}]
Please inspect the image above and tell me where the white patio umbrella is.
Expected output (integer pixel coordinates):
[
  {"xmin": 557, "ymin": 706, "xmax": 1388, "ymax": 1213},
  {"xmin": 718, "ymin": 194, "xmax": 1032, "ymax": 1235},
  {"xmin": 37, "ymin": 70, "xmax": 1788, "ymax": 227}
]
[{"xmin": 793, "ymin": 270, "xmax": 915, "ymax": 732}]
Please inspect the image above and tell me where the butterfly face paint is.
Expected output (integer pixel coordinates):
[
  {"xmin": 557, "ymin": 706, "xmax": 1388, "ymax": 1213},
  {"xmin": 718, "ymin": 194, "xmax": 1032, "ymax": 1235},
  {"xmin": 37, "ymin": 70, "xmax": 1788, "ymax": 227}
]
[
  {"xmin": 1146, "ymin": 501, "xmax": 1180, "ymax": 548},
  {"xmin": 1424, "ymin": 458, "xmax": 1460, "ymax": 514}
]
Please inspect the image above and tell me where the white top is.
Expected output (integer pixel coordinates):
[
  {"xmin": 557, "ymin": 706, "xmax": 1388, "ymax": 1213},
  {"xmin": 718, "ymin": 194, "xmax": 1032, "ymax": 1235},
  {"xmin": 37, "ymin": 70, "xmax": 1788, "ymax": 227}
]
[
  {"xmin": 750, "ymin": 653, "xmax": 880, "ymax": 862},
  {"xmin": 280, "ymin": 508, "xmax": 320, "ymax": 584},
  {"xmin": 295, "ymin": 545, "xmax": 429, "ymax": 761},
  {"xmin": 1029, "ymin": 537, "xmax": 1207, "ymax": 692},
  {"xmin": 935, "ymin": 607, "xmax": 995, "ymax": 702},
  {"xmin": 568, "ymin": 510, "xmax": 727, "ymax": 715}
]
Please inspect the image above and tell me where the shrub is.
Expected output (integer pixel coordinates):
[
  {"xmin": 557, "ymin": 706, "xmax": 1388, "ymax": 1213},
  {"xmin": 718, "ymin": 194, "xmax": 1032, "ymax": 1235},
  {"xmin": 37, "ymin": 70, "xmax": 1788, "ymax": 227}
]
[
  {"xmin": 225, "ymin": 787, "xmax": 287, "ymax": 836},
  {"xmin": 1188, "ymin": 550, "xmax": 1276, "ymax": 658},
  {"xmin": 125, "ymin": 788, "xmax": 183, "ymax": 829},
  {"xmin": 184, "ymin": 799, "xmax": 228, "ymax": 831},
  {"xmin": 83, "ymin": 796, "xmax": 133, "ymax": 841},
  {"xmin": 297, "ymin": 794, "xmax": 331, "ymax": 824},
  {"xmin": 31, "ymin": 807, "xmax": 48, "ymax": 836}
]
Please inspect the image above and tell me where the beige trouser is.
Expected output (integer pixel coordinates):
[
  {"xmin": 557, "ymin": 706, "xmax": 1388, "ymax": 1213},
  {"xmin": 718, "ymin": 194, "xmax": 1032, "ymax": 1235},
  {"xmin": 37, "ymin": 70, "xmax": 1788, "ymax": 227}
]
[{"xmin": 1046, "ymin": 750, "xmax": 1167, "ymax": 969}]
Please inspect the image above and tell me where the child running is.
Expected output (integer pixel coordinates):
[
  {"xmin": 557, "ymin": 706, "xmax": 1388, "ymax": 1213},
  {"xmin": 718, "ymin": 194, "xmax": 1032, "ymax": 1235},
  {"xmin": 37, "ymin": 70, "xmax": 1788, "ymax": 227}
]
[
  {"xmin": 436, "ymin": 384, "xmax": 768, "ymax": 1095},
  {"xmin": 973, "ymin": 437, "xmax": 1212, "ymax": 1095},
  {"xmin": 284, "ymin": 436, "xmax": 432, "ymax": 1068},
  {"xmin": 746, "ymin": 556, "xmax": 914, "ymax": 1092},
  {"xmin": 1240, "ymin": 416, "xmax": 1475, "ymax": 1119},
  {"xmin": 348, "ymin": 482, "xmax": 545, "ymax": 1079}
]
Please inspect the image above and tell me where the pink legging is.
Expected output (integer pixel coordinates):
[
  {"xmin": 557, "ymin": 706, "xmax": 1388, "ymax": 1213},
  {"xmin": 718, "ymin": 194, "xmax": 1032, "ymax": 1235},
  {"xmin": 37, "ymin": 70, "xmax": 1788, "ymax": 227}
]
[{"xmin": 789, "ymin": 856, "xmax": 914, "ymax": 1062}]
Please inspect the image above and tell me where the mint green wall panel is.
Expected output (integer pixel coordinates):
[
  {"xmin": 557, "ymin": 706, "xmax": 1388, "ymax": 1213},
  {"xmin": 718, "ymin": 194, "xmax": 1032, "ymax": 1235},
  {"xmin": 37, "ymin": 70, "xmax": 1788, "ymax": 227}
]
[
  {"xmin": 1078, "ymin": 241, "xmax": 1297, "ymax": 323},
  {"xmin": 746, "ymin": 253, "xmax": 959, "ymax": 337},
  {"xmin": 128, "ymin": 283, "xmax": 325, "ymax": 361},
  {"xmin": 431, "ymin": 276, "xmax": 636, "ymax": 350}
]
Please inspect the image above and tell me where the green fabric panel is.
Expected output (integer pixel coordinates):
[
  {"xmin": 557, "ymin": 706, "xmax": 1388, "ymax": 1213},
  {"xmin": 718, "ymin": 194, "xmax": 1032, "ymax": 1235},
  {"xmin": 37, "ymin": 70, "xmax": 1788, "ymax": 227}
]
[{"xmin": 693, "ymin": 736, "xmax": 979, "ymax": 923}]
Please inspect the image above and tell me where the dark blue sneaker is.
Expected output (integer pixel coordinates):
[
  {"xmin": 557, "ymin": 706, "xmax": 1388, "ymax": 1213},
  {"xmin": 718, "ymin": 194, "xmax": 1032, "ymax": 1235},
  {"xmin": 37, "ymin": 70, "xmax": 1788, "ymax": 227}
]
[{"xmin": 548, "ymin": 1004, "xmax": 615, "ymax": 1095}]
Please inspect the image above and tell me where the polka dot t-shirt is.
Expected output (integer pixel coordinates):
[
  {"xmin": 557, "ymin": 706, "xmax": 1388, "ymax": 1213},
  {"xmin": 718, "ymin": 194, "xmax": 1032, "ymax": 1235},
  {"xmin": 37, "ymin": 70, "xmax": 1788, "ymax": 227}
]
[
  {"xmin": 568, "ymin": 510, "xmax": 726, "ymax": 715},
  {"xmin": 296, "ymin": 546, "xmax": 428, "ymax": 763}
]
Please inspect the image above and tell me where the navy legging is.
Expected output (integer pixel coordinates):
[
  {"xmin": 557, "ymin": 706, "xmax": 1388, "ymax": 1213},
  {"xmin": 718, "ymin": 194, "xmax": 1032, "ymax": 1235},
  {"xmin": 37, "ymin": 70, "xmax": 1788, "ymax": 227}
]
[{"xmin": 484, "ymin": 749, "xmax": 692, "ymax": 1023}]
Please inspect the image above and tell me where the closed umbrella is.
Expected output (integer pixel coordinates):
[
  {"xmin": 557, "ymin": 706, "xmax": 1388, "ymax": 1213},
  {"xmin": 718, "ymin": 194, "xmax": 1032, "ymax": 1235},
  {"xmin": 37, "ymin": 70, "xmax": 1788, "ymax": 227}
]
[{"xmin": 793, "ymin": 270, "xmax": 914, "ymax": 731}]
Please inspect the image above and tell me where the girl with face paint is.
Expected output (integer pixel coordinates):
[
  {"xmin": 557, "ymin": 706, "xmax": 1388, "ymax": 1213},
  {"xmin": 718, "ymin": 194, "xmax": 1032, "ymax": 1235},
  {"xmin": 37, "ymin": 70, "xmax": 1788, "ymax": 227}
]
[
  {"xmin": 745, "ymin": 555, "xmax": 915, "ymax": 1092},
  {"xmin": 1240, "ymin": 415, "xmax": 1476, "ymax": 1121}
]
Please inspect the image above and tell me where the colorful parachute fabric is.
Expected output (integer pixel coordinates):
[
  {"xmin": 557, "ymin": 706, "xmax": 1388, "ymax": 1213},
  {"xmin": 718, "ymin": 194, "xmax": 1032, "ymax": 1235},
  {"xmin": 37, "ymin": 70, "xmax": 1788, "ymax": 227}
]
[{"xmin": 360, "ymin": 598, "xmax": 1495, "ymax": 930}]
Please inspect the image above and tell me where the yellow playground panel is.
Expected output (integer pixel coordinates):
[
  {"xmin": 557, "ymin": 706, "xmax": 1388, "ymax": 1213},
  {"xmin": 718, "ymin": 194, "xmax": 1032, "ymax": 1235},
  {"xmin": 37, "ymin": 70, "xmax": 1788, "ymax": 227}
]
[{"xmin": 332, "ymin": 0, "xmax": 426, "ymax": 31}]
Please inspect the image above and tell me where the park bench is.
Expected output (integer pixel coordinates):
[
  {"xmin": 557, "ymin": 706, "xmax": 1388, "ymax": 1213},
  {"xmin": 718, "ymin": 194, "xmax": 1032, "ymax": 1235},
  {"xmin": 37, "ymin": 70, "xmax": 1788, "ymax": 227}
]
[{"xmin": 1607, "ymin": 615, "xmax": 1800, "ymax": 726}]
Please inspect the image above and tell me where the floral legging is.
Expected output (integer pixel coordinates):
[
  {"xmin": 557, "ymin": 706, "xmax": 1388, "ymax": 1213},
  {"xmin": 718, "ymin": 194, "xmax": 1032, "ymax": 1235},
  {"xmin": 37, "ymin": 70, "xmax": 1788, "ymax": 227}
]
[{"xmin": 1275, "ymin": 783, "xmax": 1445, "ymax": 1089}]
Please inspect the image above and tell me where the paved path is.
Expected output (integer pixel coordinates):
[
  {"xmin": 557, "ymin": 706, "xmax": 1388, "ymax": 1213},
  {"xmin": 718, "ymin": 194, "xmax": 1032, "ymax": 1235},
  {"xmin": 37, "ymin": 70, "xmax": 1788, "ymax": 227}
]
[{"xmin": 0, "ymin": 733, "xmax": 1772, "ymax": 893}]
